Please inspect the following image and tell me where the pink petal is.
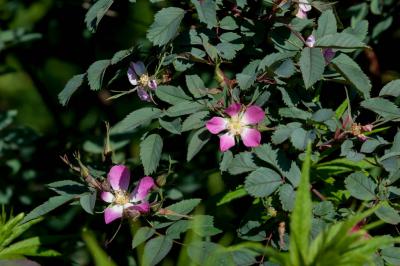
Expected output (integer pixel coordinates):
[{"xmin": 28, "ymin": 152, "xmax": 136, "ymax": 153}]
[
  {"xmin": 130, "ymin": 176, "xmax": 155, "ymax": 202},
  {"xmin": 148, "ymin": 79, "xmax": 157, "ymax": 90},
  {"xmin": 296, "ymin": 9, "xmax": 307, "ymax": 19},
  {"xmin": 323, "ymin": 48, "xmax": 336, "ymax": 64},
  {"xmin": 108, "ymin": 165, "xmax": 131, "ymax": 191},
  {"xmin": 299, "ymin": 0, "xmax": 311, "ymax": 12},
  {"xmin": 104, "ymin": 205, "xmax": 123, "ymax": 224},
  {"xmin": 306, "ymin": 35, "xmax": 316, "ymax": 47},
  {"xmin": 219, "ymin": 133, "xmax": 236, "ymax": 152},
  {"xmin": 101, "ymin": 191, "xmax": 115, "ymax": 203},
  {"xmin": 225, "ymin": 103, "xmax": 241, "ymax": 117},
  {"xmin": 137, "ymin": 87, "xmax": 151, "ymax": 102},
  {"xmin": 358, "ymin": 134, "xmax": 368, "ymax": 142},
  {"xmin": 241, "ymin": 128, "xmax": 261, "ymax": 147},
  {"xmin": 127, "ymin": 67, "xmax": 138, "ymax": 86},
  {"xmin": 132, "ymin": 61, "xmax": 146, "ymax": 76},
  {"xmin": 206, "ymin": 117, "xmax": 228, "ymax": 134},
  {"xmin": 241, "ymin": 106, "xmax": 265, "ymax": 125},
  {"xmin": 362, "ymin": 124, "xmax": 373, "ymax": 132},
  {"xmin": 130, "ymin": 202, "xmax": 150, "ymax": 213}
]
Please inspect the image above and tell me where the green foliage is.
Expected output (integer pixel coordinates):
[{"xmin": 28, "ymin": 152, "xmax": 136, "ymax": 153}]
[
  {"xmin": 147, "ymin": 7, "xmax": 185, "ymax": 46},
  {"xmin": 0, "ymin": 209, "xmax": 60, "ymax": 260}
]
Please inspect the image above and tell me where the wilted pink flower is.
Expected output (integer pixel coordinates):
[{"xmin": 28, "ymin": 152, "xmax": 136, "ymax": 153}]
[
  {"xmin": 206, "ymin": 103, "xmax": 265, "ymax": 152},
  {"xmin": 351, "ymin": 123, "xmax": 373, "ymax": 142},
  {"xmin": 296, "ymin": 0, "xmax": 311, "ymax": 19},
  {"xmin": 101, "ymin": 165, "xmax": 154, "ymax": 224},
  {"xmin": 127, "ymin": 61, "xmax": 157, "ymax": 102},
  {"xmin": 306, "ymin": 35, "xmax": 336, "ymax": 64}
]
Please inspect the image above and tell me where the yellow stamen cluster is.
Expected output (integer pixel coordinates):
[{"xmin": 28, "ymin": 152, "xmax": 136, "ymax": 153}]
[
  {"xmin": 114, "ymin": 191, "xmax": 129, "ymax": 205},
  {"xmin": 228, "ymin": 116, "xmax": 244, "ymax": 135},
  {"xmin": 139, "ymin": 74, "xmax": 150, "ymax": 87},
  {"xmin": 351, "ymin": 123, "xmax": 362, "ymax": 136}
]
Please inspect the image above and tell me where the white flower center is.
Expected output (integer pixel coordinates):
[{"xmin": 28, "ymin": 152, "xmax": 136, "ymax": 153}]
[
  {"xmin": 228, "ymin": 116, "xmax": 244, "ymax": 135},
  {"xmin": 114, "ymin": 191, "xmax": 129, "ymax": 205},
  {"xmin": 139, "ymin": 74, "xmax": 150, "ymax": 87}
]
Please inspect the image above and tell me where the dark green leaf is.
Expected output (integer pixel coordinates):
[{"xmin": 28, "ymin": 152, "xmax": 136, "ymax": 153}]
[
  {"xmin": 21, "ymin": 194, "xmax": 76, "ymax": 224},
  {"xmin": 244, "ymin": 168, "xmax": 282, "ymax": 197},
  {"xmin": 111, "ymin": 107, "xmax": 162, "ymax": 133},
  {"xmin": 132, "ymin": 227, "xmax": 155, "ymax": 249},
  {"xmin": 155, "ymin": 85, "xmax": 191, "ymax": 104},
  {"xmin": 140, "ymin": 134, "xmax": 163, "ymax": 175},
  {"xmin": 191, "ymin": 0, "xmax": 217, "ymax": 29},
  {"xmin": 187, "ymin": 128, "xmax": 210, "ymax": 161},
  {"xmin": 142, "ymin": 236, "xmax": 173, "ymax": 266},
  {"xmin": 87, "ymin": 60, "xmax": 110, "ymax": 91},
  {"xmin": 85, "ymin": 0, "xmax": 114, "ymax": 32},
  {"xmin": 299, "ymin": 48, "xmax": 325, "ymax": 89},
  {"xmin": 332, "ymin": 54, "xmax": 371, "ymax": 99},
  {"xmin": 344, "ymin": 172, "xmax": 377, "ymax": 201},
  {"xmin": 58, "ymin": 74, "xmax": 86, "ymax": 106},
  {"xmin": 147, "ymin": 7, "xmax": 185, "ymax": 46}
]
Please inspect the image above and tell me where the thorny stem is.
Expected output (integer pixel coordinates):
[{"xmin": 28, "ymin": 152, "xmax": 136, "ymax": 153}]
[
  {"xmin": 311, "ymin": 186, "xmax": 326, "ymax": 201},
  {"xmin": 259, "ymin": 232, "xmax": 274, "ymax": 265}
]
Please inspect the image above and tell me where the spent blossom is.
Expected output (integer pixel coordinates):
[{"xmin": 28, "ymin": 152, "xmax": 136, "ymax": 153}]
[
  {"xmin": 296, "ymin": 0, "xmax": 311, "ymax": 19},
  {"xmin": 127, "ymin": 61, "xmax": 157, "ymax": 102},
  {"xmin": 101, "ymin": 165, "xmax": 154, "ymax": 224},
  {"xmin": 206, "ymin": 103, "xmax": 265, "ymax": 152},
  {"xmin": 306, "ymin": 35, "xmax": 336, "ymax": 64}
]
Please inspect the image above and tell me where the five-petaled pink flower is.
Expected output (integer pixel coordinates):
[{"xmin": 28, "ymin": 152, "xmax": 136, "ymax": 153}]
[
  {"xmin": 206, "ymin": 103, "xmax": 265, "ymax": 152},
  {"xmin": 127, "ymin": 61, "xmax": 157, "ymax": 102},
  {"xmin": 101, "ymin": 165, "xmax": 154, "ymax": 224},
  {"xmin": 306, "ymin": 35, "xmax": 336, "ymax": 64},
  {"xmin": 296, "ymin": 0, "xmax": 311, "ymax": 19}
]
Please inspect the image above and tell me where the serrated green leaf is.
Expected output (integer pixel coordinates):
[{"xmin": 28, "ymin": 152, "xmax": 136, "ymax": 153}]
[
  {"xmin": 316, "ymin": 10, "xmax": 337, "ymax": 39},
  {"xmin": 166, "ymin": 220, "xmax": 190, "ymax": 239},
  {"xmin": 111, "ymin": 107, "xmax": 162, "ymax": 133},
  {"xmin": 361, "ymin": 97, "xmax": 400, "ymax": 120},
  {"xmin": 163, "ymin": 199, "xmax": 201, "ymax": 221},
  {"xmin": 132, "ymin": 227, "xmax": 155, "ymax": 249},
  {"xmin": 236, "ymin": 60, "xmax": 259, "ymax": 90},
  {"xmin": 58, "ymin": 74, "xmax": 86, "ymax": 106},
  {"xmin": 279, "ymin": 107, "xmax": 312, "ymax": 120},
  {"xmin": 219, "ymin": 16, "xmax": 238, "ymax": 30},
  {"xmin": 191, "ymin": 0, "xmax": 217, "ymax": 28},
  {"xmin": 244, "ymin": 168, "xmax": 282, "ymax": 197},
  {"xmin": 190, "ymin": 215, "xmax": 222, "ymax": 237},
  {"xmin": 181, "ymin": 111, "xmax": 209, "ymax": 132},
  {"xmin": 166, "ymin": 101, "xmax": 205, "ymax": 117},
  {"xmin": 142, "ymin": 236, "xmax": 173, "ymax": 266},
  {"xmin": 279, "ymin": 184, "xmax": 296, "ymax": 212},
  {"xmin": 187, "ymin": 128, "xmax": 210, "ymax": 161},
  {"xmin": 344, "ymin": 172, "xmax": 377, "ymax": 201},
  {"xmin": 87, "ymin": 60, "xmax": 110, "ymax": 91},
  {"xmin": 140, "ymin": 134, "xmax": 163, "ymax": 175},
  {"xmin": 84, "ymin": 0, "xmax": 114, "ymax": 33},
  {"xmin": 332, "ymin": 54, "xmax": 371, "ymax": 99},
  {"xmin": 80, "ymin": 191, "xmax": 97, "ymax": 214},
  {"xmin": 381, "ymin": 247, "xmax": 400, "ymax": 265},
  {"xmin": 159, "ymin": 118, "xmax": 182, "ymax": 134},
  {"xmin": 379, "ymin": 79, "xmax": 400, "ymax": 97},
  {"xmin": 315, "ymin": 33, "xmax": 366, "ymax": 49},
  {"xmin": 217, "ymin": 186, "xmax": 247, "ymax": 206},
  {"xmin": 271, "ymin": 122, "xmax": 302, "ymax": 145},
  {"xmin": 375, "ymin": 202, "xmax": 400, "ymax": 225},
  {"xmin": 228, "ymin": 152, "xmax": 258, "ymax": 175},
  {"xmin": 21, "ymin": 195, "xmax": 76, "ymax": 224},
  {"xmin": 147, "ymin": 7, "xmax": 185, "ymax": 46},
  {"xmin": 185, "ymin": 75, "xmax": 206, "ymax": 98},
  {"xmin": 155, "ymin": 85, "xmax": 191, "ymax": 104},
  {"xmin": 299, "ymin": 48, "xmax": 325, "ymax": 89}
]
